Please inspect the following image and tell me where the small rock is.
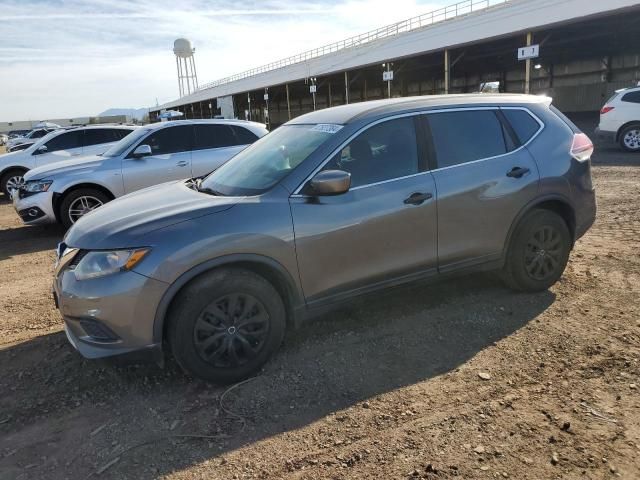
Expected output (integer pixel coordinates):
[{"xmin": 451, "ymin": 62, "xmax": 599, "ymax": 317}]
[
  {"xmin": 610, "ymin": 465, "xmax": 617, "ymax": 474},
  {"xmin": 629, "ymin": 384, "xmax": 637, "ymax": 390},
  {"xmin": 551, "ymin": 453, "xmax": 559, "ymax": 465},
  {"xmin": 480, "ymin": 466, "xmax": 489, "ymax": 471},
  {"xmin": 561, "ymin": 421, "xmax": 571, "ymax": 431},
  {"xmin": 478, "ymin": 372, "xmax": 491, "ymax": 381},
  {"xmin": 362, "ymin": 402, "xmax": 371, "ymax": 409},
  {"xmin": 474, "ymin": 445, "xmax": 486, "ymax": 454}
]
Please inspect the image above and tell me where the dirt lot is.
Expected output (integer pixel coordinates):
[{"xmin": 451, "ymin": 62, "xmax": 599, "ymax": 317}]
[{"xmin": 1, "ymin": 143, "xmax": 639, "ymax": 479}]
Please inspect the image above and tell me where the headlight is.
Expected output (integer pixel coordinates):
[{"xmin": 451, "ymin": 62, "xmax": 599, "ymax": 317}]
[
  {"xmin": 73, "ymin": 249, "xmax": 150, "ymax": 281},
  {"xmin": 23, "ymin": 180, "xmax": 53, "ymax": 193}
]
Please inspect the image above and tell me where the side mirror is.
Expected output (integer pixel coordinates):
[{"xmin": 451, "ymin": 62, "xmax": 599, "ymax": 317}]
[
  {"xmin": 37, "ymin": 145, "xmax": 48, "ymax": 153},
  {"xmin": 309, "ymin": 170, "xmax": 351, "ymax": 196},
  {"xmin": 132, "ymin": 144, "xmax": 152, "ymax": 158}
]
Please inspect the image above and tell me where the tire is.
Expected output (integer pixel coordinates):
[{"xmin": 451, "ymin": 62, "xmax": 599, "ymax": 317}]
[
  {"xmin": 59, "ymin": 188, "xmax": 110, "ymax": 229},
  {"xmin": 168, "ymin": 268, "xmax": 286, "ymax": 384},
  {"xmin": 619, "ymin": 124, "xmax": 640, "ymax": 152},
  {"xmin": 502, "ymin": 209, "xmax": 571, "ymax": 292},
  {"xmin": 0, "ymin": 169, "xmax": 27, "ymax": 198}
]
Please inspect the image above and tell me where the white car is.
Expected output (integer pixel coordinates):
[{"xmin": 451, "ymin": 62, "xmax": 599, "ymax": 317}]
[
  {"xmin": 0, "ymin": 125, "xmax": 136, "ymax": 197},
  {"xmin": 596, "ymin": 86, "xmax": 640, "ymax": 152},
  {"xmin": 13, "ymin": 119, "xmax": 267, "ymax": 227},
  {"xmin": 6, "ymin": 126, "xmax": 60, "ymax": 151}
]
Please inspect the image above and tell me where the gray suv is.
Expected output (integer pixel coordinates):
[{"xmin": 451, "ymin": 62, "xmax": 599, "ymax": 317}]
[{"xmin": 54, "ymin": 95, "xmax": 596, "ymax": 383}]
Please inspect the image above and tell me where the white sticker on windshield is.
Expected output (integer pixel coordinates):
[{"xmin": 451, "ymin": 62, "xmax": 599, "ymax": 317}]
[{"xmin": 311, "ymin": 124, "xmax": 343, "ymax": 134}]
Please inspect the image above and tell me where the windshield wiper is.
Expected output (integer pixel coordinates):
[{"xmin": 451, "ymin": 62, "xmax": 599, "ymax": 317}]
[{"xmin": 192, "ymin": 178, "xmax": 225, "ymax": 196}]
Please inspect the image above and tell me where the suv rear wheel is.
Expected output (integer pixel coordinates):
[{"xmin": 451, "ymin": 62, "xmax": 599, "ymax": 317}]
[
  {"xmin": 619, "ymin": 124, "xmax": 640, "ymax": 152},
  {"xmin": 502, "ymin": 209, "xmax": 572, "ymax": 292},
  {"xmin": 0, "ymin": 169, "xmax": 26, "ymax": 198},
  {"xmin": 59, "ymin": 188, "xmax": 110, "ymax": 229},
  {"xmin": 168, "ymin": 268, "xmax": 286, "ymax": 384}
]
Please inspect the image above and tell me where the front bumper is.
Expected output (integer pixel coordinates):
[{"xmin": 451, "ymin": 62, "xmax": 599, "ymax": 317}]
[
  {"xmin": 54, "ymin": 257, "xmax": 169, "ymax": 360},
  {"xmin": 12, "ymin": 189, "xmax": 57, "ymax": 225}
]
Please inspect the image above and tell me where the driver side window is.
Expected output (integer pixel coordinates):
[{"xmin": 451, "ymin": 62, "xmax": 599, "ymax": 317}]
[{"xmin": 322, "ymin": 116, "xmax": 419, "ymax": 188}]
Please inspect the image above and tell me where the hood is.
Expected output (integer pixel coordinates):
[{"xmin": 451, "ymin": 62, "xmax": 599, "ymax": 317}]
[
  {"xmin": 64, "ymin": 180, "xmax": 239, "ymax": 249},
  {"xmin": 24, "ymin": 155, "xmax": 105, "ymax": 181}
]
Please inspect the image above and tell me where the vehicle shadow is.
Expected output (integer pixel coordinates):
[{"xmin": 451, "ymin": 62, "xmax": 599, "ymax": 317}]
[
  {"xmin": 0, "ymin": 273, "xmax": 555, "ymax": 479},
  {"xmin": 0, "ymin": 223, "xmax": 64, "ymax": 261}
]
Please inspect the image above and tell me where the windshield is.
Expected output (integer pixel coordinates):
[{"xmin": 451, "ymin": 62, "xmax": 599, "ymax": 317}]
[
  {"xmin": 102, "ymin": 128, "xmax": 150, "ymax": 157},
  {"xmin": 200, "ymin": 124, "xmax": 338, "ymax": 196}
]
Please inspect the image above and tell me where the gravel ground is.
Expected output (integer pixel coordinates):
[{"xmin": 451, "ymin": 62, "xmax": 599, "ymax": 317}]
[{"xmin": 0, "ymin": 141, "xmax": 639, "ymax": 479}]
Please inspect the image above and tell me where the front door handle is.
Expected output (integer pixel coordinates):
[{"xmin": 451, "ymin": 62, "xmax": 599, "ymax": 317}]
[
  {"xmin": 404, "ymin": 192, "xmax": 433, "ymax": 205},
  {"xmin": 176, "ymin": 161, "xmax": 189, "ymax": 167},
  {"xmin": 506, "ymin": 167, "xmax": 530, "ymax": 178}
]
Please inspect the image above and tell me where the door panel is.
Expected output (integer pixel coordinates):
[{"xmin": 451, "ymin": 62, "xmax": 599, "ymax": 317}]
[
  {"xmin": 425, "ymin": 110, "xmax": 540, "ymax": 268},
  {"xmin": 290, "ymin": 115, "xmax": 437, "ymax": 303},
  {"xmin": 290, "ymin": 175, "xmax": 438, "ymax": 302},
  {"xmin": 191, "ymin": 146, "xmax": 244, "ymax": 177},
  {"xmin": 122, "ymin": 125, "xmax": 192, "ymax": 193}
]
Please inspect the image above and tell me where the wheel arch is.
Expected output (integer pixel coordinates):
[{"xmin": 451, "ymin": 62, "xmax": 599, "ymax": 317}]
[
  {"xmin": 153, "ymin": 254, "xmax": 305, "ymax": 346},
  {"xmin": 53, "ymin": 183, "xmax": 116, "ymax": 222},
  {"xmin": 616, "ymin": 121, "xmax": 640, "ymax": 141},
  {"xmin": 503, "ymin": 195, "xmax": 577, "ymax": 261},
  {"xmin": 0, "ymin": 165, "xmax": 29, "ymax": 181}
]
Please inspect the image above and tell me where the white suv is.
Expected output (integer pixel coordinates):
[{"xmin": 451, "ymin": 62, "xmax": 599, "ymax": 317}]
[
  {"xmin": 13, "ymin": 119, "xmax": 267, "ymax": 227},
  {"xmin": 596, "ymin": 86, "xmax": 640, "ymax": 152},
  {"xmin": 0, "ymin": 125, "xmax": 136, "ymax": 197}
]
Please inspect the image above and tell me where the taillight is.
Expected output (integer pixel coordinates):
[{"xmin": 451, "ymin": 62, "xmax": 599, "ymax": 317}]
[
  {"xmin": 571, "ymin": 133, "xmax": 594, "ymax": 162},
  {"xmin": 600, "ymin": 106, "xmax": 614, "ymax": 115}
]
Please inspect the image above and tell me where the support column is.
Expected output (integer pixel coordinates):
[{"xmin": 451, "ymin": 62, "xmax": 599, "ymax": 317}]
[
  {"xmin": 444, "ymin": 49, "xmax": 450, "ymax": 94},
  {"xmin": 328, "ymin": 81, "xmax": 332, "ymax": 107},
  {"xmin": 345, "ymin": 71, "xmax": 349, "ymax": 104},
  {"xmin": 525, "ymin": 32, "xmax": 532, "ymax": 94},
  {"xmin": 286, "ymin": 84, "xmax": 291, "ymax": 120}
]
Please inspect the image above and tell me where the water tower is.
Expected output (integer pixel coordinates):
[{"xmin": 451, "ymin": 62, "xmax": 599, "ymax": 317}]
[{"xmin": 173, "ymin": 38, "xmax": 198, "ymax": 97}]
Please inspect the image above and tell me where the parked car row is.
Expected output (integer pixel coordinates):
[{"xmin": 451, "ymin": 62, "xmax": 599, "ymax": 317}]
[
  {"xmin": 12, "ymin": 119, "xmax": 268, "ymax": 227},
  {"xmin": 7, "ymin": 94, "xmax": 592, "ymax": 384},
  {"xmin": 6, "ymin": 124, "xmax": 61, "ymax": 151}
]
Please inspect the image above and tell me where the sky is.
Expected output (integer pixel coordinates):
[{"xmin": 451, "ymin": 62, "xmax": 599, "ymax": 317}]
[{"xmin": 0, "ymin": 0, "xmax": 447, "ymax": 122}]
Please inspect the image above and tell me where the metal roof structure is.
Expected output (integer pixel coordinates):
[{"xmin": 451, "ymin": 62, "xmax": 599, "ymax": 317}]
[{"xmin": 152, "ymin": 0, "xmax": 640, "ymax": 112}]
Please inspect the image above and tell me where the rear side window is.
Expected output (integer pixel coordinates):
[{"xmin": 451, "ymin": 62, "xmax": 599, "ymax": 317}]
[
  {"xmin": 31, "ymin": 129, "xmax": 48, "ymax": 139},
  {"xmin": 141, "ymin": 125, "xmax": 192, "ymax": 155},
  {"xmin": 621, "ymin": 91, "xmax": 640, "ymax": 104},
  {"xmin": 232, "ymin": 126, "xmax": 259, "ymax": 145},
  {"xmin": 193, "ymin": 124, "xmax": 237, "ymax": 150},
  {"xmin": 427, "ymin": 110, "xmax": 507, "ymax": 168},
  {"xmin": 41, "ymin": 130, "xmax": 84, "ymax": 153},
  {"xmin": 502, "ymin": 109, "xmax": 540, "ymax": 145},
  {"xmin": 83, "ymin": 129, "xmax": 122, "ymax": 147},
  {"xmin": 112, "ymin": 129, "xmax": 134, "ymax": 140}
]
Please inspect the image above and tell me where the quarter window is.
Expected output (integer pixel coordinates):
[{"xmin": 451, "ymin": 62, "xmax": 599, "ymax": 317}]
[
  {"xmin": 232, "ymin": 126, "xmax": 259, "ymax": 145},
  {"xmin": 322, "ymin": 117, "xmax": 419, "ymax": 188},
  {"xmin": 141, "ymin": 125, "xmax": 192, "ymax": 155},
  {"xmin": 427, "ymin": 110, "xmax": 508, "ymax": 168},
  {"xmin": 502, "ymin": 109, "xmax": 540, "ymax": 145},
  {"xmin": 621, "ymin": 91, "xmax": 640, "ymax": 104}
]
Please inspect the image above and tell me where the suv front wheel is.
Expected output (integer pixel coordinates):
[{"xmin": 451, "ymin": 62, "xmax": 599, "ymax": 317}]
[
  {"xmin": 168, "ymin": 268, "xmax": 286, "ymax": 384},
  {"xmin": 502, "ymin": 209, "xmax": 572, "ymax": 292}
]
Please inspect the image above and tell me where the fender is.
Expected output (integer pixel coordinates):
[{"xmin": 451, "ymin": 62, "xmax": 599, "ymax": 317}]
[
  {"xmin": 501, "ymin": 193, "xmax": 576, "ymax": 263},
  {"xmin": 152, "ymin": 253, "xmax": 305, "ymax": 344}
]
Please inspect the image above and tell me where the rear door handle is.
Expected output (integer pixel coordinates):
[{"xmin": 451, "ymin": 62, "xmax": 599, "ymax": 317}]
[
  {"xmin": 506, "ymin": 167, "xmax": 530, "ymax": 178},
  {"xmin": 176, "ymin": 161, "xmax": 189, "ymax": 167},
  {"xmin": 404, "ymin": 192, "xmax": 433, "ymax": 205}
]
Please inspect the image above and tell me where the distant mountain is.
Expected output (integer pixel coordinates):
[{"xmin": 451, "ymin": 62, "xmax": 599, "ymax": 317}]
[{"xmin": 98, "ymin": 108, "xmax": 148, "ymax": 121}]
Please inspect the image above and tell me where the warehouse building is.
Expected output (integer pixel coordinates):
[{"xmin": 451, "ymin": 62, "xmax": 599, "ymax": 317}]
[{"xmin": 150, "ymin": 0, "xmax": 640, "ymax": 128}]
